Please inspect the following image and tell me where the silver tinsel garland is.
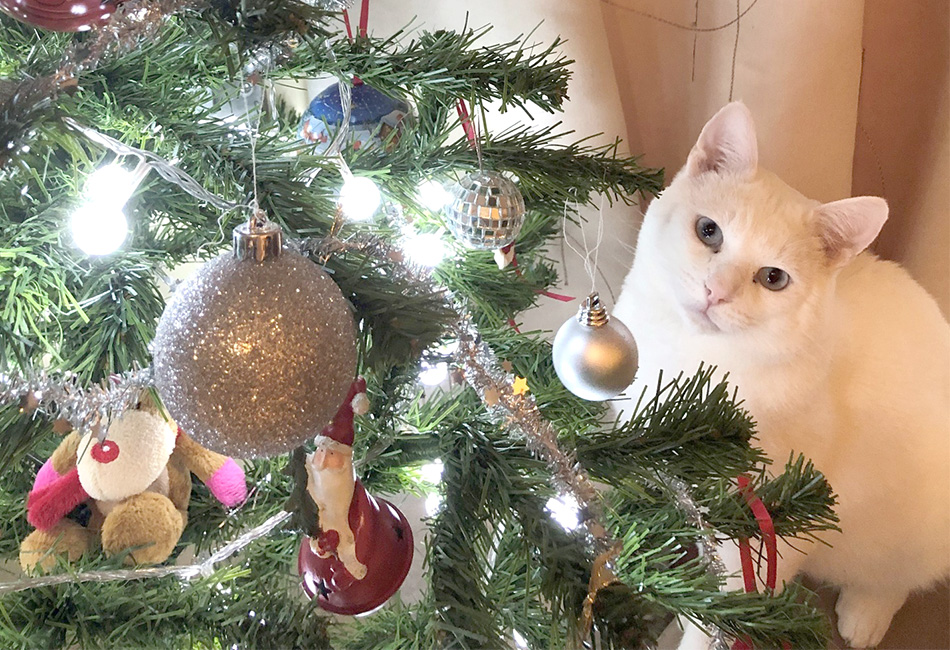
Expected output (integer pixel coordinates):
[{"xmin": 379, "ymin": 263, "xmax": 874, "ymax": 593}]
[
  {"xmin": 0, "ymin": 367, "xmax": 153, "ymax": 434},
  {"xmin": 663, "ymin": 473, "xmax": 730, "ymax": 650},
  {"xmin": 453, "ymin": 315, "xmax": 613, "ymax": 554}
]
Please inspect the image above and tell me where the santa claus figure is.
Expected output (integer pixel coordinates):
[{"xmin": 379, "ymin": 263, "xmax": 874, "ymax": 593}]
[{"xmin": 298, "ymin": 377, "xmax": 414, "ymax": 615}]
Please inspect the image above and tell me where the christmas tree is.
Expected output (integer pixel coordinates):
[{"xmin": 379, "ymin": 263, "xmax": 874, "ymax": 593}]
[{"xmin": 0, "ymin": 1, "xmax": 839, "ymax": 648}]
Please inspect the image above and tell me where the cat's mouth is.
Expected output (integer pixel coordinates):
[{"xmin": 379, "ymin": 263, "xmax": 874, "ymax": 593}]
[{"xmin": 685, "ymin": 304, "xmax": 722, "ymax": 333}]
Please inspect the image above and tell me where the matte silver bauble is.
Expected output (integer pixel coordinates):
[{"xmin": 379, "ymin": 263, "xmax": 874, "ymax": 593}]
[
  {"xmin": 552, "ymin": 292, "xmax": 638, "ymax": 401},
  {"xmin": 151, "ymin": 220, "xmax": 357, "ymax": 458},
  {"xmin": 444, "ymin": 171, "xmax": 526, "ymax": 250}
]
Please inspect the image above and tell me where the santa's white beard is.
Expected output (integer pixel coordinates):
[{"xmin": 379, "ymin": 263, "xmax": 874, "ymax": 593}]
[
  {"xmin": 306, "ymin": 456, "xmax": 356, "ymax": 538},
  {"xmin": 305, "ymin": 448, "xmax": 368, "ymax": 579}
]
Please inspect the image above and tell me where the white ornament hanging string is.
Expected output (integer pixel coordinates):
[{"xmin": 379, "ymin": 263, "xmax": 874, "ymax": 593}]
[
  {"xmin": 562, "ymin": 196, "xmax": 606, "ymax": 297},
  {"xmin": 238, "ymin": 55, "xmax": 270, "ymax": 230}
]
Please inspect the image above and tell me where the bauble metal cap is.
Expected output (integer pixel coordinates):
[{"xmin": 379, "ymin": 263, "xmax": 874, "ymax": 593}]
[{"xmin": 233, "ymin": 218, "xmax": 282, "ymax": 262}]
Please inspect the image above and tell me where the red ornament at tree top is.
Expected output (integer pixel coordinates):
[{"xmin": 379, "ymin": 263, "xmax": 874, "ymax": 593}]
[
  {"xmin": 0, "ymin": 0, "xmax": 117, "ymax": 33},
  {"xmin": 297, "ymin": 377, "xmax": 414, "ymax": 616}
]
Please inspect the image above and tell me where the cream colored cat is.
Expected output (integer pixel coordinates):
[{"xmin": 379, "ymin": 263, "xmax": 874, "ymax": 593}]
[{"xmin": 613, "ymin": 102, "xmax": 950, "ymax": 648}]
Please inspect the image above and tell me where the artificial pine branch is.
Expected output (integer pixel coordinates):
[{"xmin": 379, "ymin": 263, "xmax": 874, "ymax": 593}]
[
  {"xmin": 578, "ymin": 367, "xmax": 765, "ymax": 486},
  {"xmin": 319, "ymin": 26, "xmax": 572, "ymax": 114}
]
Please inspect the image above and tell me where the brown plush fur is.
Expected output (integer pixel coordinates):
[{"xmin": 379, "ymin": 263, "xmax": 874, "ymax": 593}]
[
  {"xmin": 18, "ymin": 519, "xmax": 92, "ymax": 572},
  {"xmin": 20, "ymin": 426, "xmax": 231, "ymax": 573},
  {"xmin": 50, "ymin": 432, "xmax": 82, "ymax": 475},
  {"xmin": 100, "ymin": 492, "xmax": 184, "ymax": 565}
]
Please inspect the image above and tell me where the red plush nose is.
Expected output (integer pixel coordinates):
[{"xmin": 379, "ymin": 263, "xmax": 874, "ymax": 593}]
[{"xmin": 91, "ymin": 440, "xmax": 120, "ymax": 464}]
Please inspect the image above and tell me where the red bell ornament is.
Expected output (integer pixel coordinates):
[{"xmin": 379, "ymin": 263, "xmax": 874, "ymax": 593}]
[
  {"xmin": 297, "ymin": 377, "xmax": 414, "ymax": 615},
  {"xmin": 298, "ymin": 487, "xmax": 414, "ymax": 616},
  {"xmin": 0, "ymin": 0, "xmax": 117, "ymax": 32}
]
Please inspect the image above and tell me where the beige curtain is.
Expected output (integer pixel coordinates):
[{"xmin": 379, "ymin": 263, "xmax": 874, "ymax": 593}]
[{"xmin": 851, "ymin": 0, "xmax": 949, "ymax": 317}]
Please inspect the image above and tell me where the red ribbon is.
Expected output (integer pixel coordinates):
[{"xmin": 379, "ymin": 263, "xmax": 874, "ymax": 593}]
[
  {"xmin": 537, "ymin": 288, "xmax": 576, "ymax": 302},
  {"xmin": 358, "ymin": 0, "xmax": 369, "ymax": 38},
  {"xmin": 342, "ymin": 9, "xmax": 354, "ymax": 40},
  {"xmin": 736, "ymin": 475, "xmax": 777, "ymax": 593},
  {"xmin": 731, "ymin": 474, "xmax": 789, "ymax": 650},
  {"xmin": 342, "ymin": 0, "xmax": 369, "ymax": 40},
  {"xmin": 456, "ymin": 99, "xmax": 477, "ymax": 146}
]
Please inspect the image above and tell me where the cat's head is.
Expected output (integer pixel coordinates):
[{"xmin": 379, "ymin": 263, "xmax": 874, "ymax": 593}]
[{"xmin": 637, "ymin": 102, "xmax": 888, "ymax": 339}]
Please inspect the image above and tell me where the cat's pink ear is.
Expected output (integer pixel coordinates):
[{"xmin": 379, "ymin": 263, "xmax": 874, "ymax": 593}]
[
  {"xmin": 816, "ymin": 197, "xmax": 888, "ymax": 266},
  {"xmin": 686, "ymin": 102, "xmax": 758, "ymax": 178}
]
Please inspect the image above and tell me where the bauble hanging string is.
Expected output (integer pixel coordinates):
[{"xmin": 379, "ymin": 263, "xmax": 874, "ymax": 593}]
[{"xmin": 552, "ymin": 200, "xmax": 638, "ymax": 401}]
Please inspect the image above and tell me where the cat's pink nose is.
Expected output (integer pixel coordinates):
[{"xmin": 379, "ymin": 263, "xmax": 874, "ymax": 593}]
[{"xmin": 704, "ymin": 280, "xmax": 733, "ymax": 306}]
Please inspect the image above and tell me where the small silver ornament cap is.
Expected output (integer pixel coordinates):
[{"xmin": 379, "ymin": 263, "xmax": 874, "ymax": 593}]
[
  {"xmin": 578, "ymin": 292, "xmax": 609, "ymax": 327},
  {"xmin": 233, "ymin": 216, "xmax": 282, "ymax": 262}
]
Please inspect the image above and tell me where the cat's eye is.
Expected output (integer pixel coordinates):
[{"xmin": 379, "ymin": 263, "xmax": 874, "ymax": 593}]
[
  {"xmin": 755, "ymin": 267, "xmax": 790, "ymax": 291},
  {"xmin": 695, "ymin": 216, "xmax": 723, "ymax": 250}
]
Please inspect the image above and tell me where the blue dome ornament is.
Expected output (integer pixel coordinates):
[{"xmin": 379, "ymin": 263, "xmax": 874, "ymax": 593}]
[{"xmin": 299, "ymin": 81, "xmax": 411, "ymax": 154}]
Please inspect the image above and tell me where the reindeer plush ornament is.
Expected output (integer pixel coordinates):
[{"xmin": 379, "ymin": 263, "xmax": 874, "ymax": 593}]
[{"xmin": 20, "ymin": 395, "xmax": 247, "ymax": 572}]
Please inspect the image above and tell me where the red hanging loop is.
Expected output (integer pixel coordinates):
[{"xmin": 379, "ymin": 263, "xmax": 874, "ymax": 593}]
[
  {"xmin": 731, "ymin": 474, "xmax": 790, "ymax": 650},
  {"xmin": 358, "ymin": 0, "xmax": 369, "ymax": 38},
  {"xmin": 456, "ymin": 99, "xmax": 477, "ymax": 146},
  {"xmin": 341, "ymin": 9, "xmax": 353, "ymax": 40},
  {"xmin": 342, "ymin": 0, "xmax": 370, "ymax": 40}
]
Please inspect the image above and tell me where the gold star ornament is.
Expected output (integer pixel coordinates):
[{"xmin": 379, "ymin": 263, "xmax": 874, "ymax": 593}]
[{"xmin": 512, "ymin": 376, "xmax": 529, "ymax": 396}]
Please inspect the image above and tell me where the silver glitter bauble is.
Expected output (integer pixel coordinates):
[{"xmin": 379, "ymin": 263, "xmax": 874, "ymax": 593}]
[
  {"xmin": 152, "ymin": 221, "xmax": 357, "ymax": 458},
  {"xmin": 552, "ymin": 292, "xmax": 638, "ymax": 402},
  {"xmin": 444, "ymin": 171, "xmax": 526, "ymax": 250}
]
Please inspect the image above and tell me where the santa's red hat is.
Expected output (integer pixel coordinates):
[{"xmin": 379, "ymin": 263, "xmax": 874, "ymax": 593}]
[{"xmin": 316, "ymin": 377, "xmax": 367, "ymax": 447}]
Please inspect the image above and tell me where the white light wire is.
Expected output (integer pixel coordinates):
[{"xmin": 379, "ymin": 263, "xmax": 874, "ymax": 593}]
[{"xmin": 0, "ymin": 511, "xmax": 290, "ymax": 595}]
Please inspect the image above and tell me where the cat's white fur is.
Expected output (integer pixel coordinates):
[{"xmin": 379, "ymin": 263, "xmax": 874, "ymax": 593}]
[{"xmin": 613, "ymin": 103, "xmax": 950, "ymax": 648}]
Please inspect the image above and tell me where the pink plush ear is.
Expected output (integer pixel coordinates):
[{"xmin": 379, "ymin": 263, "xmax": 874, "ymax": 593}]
[
  {"xmin": 686, "ymin": 102, "xmax": 758, "ymax": 178},
  {"xmin": 816, "ymin": 196, "xmax": 888, "ymax": 266}
]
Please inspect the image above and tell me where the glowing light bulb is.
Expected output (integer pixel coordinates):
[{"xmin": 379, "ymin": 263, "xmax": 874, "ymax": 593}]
[
  {"xmin": 70, "ymin": 162, "xmax": 149, "ymax": 256},
  {"xmin": 418, "ymin": 360, "xmax": 449, "ymax": 386},
  {"xmin": 512, "ymin": 630, "xmax": 529, "ymax": 649},
  {"xmin": 85, "ymin": 164, "xmax": 140, "ymax": 208},
  {"xmin": 545, "ymin": 494, "xmax": 580, "ymax": 531},
  {"xmin": 403, "ymin": 231, "xmax": 448, "ymax": 268},
  {"xmin": 417, "ymin": 179, "xmax": 451, "ymax": 211},
  {"xmin": 425, "ymin": 493, "xmax": 443, "ymax": 516},
  {"xmin": 420, "ymin": 460, "xmax": 444, "ymax": 484},
  {"xmin": 339, "ymin": 176, "xmax": 381, "ymax": 221},
  {"xmin": 70, "ymin": 203, "xmax": 128, "ymax": 256}
]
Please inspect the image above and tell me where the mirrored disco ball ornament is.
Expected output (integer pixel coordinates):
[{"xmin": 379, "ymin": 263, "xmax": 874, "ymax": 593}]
[
  {"xmin": 553, "ymin": 292, "xmax": 638, "ymax": 401},
  {"xmin": 0, "ymin": 0, "xmax": 116, "ymax": 31},
  {"xmin": 445, "ymin": 171, "xmax": 526, "ymax": 250},
  {"xmin": 298, "ymin": 81, "xmax": 411, "ymax": 154},
  {"xmin": 151, "ymin": 219, "xmax": 357, "ymax": 458}
]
